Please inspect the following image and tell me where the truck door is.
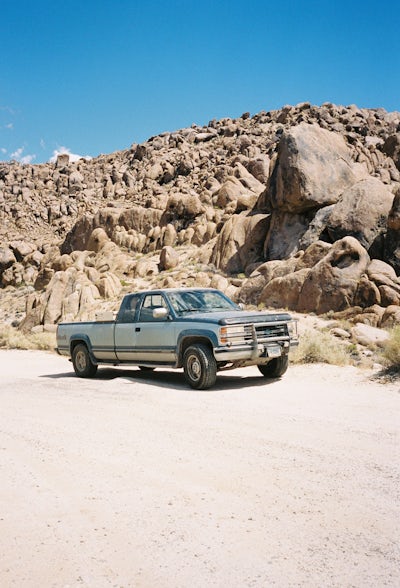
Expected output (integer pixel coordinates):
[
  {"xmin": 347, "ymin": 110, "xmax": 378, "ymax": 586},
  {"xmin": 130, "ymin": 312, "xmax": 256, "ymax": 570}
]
[{"xmin": 134, "ymin": 293, "xmax": 176, "ymax": 364}]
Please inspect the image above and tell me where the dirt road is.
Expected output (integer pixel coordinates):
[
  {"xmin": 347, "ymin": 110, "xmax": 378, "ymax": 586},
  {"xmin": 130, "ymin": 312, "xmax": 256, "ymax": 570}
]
[{"xmin": 0, "ymin": 350, "xmax": 399, "ymax": 587}]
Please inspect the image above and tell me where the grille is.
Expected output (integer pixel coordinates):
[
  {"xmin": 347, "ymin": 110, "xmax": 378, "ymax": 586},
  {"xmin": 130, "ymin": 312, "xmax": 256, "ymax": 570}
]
[
  {"xmin": 255, "ymin": 323, "xmax": 288, "ymax": 341},
  {"xmin": 222, "ymin": 322, "xmax": 289, "ymax": 346}
]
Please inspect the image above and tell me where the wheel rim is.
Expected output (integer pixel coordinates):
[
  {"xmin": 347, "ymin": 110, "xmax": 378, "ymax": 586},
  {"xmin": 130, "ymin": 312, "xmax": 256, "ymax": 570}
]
[
  {"xmin": 75, "ymin": 350, "xmax": 87, "ymax": 372},
  {"xmin": 187, "ymin": 354, "xmax": 201, "ymax": 381}
]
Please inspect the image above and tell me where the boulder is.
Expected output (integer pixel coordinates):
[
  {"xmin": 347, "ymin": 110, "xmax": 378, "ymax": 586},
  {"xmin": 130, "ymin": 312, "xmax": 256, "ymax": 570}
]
[
  {"xmin": 135, "ymin": 258, "xmax": 159, "ymax": 278},
  {"xmin": 62, "ymin": 291, "xmax": 81, "ymax": 320},
  {"xmin": 0, "ymin": 248, "xmax": 16, "ymax": 271},
  {"xmin": 210, "ymin": 274, "xmax": 230, "ymax": 293},
  {"xmin": 51, "ymin": 254, "xmax": 73, "ymax": 272},
  {"xmin": 354, "ymin": 276, "xmax": 381, "ymax": 307},
  {"xmin": 246, "ymin": 156, "xmax": 270, "ymax": 184},
  {"xmin": 162, "ymin": 193, "xmax": 204, "ymax": 222},
  {"xmin": 42, "ymin": 271, "xmax": 71, "ymax": 324},
  {"xmin": 257, "ymin": 123, "xmax": 363, "ymax": 213},
  {"xmin": 326, "ymin": 177, "xmax": 395, "ymax": 250},
  {"xmin": 34, "ymin": 267, "xmax": 55, "ymax": 290},
  {"xmin": 297, "ymin": 237, "xmax": 370, "ymax": 314},
  {"xmin": 215, "ymin": 176, "xmax": 250, "ymax": 208},
  {"xmin": 95, "ymin": 272, "xmax": 122, "ymax": 299},
  {"xmin": 351, "ymin": 323, "xmax": 389, "ymax": 348},
  {"xmin": 263, "ymin": 209, "xmax": 313, "ymax": 259},
  {"xmin": 296, "ymin": 241, "xmax": 332, "ymax": 269},
  {"xmin": 56, "ymin": 153, "xmax": 70, "ymax": 167},
  {"xmin": 159, "ymin": 246, "xmax": 179, "ymax": 271},
  {"xmin": 259, "ymin": 268, "xmax": 310, "ymax": 309},
  {"xmin": 87, "ymin": 228, "xmax": 110, "ymax": 252},
  {"xmin": 380, "ymin": 305, "xmax": 400, "ymax": 328},
  {"xmin": 211, "ymin": 211, "xmax": 269, "ymax": 274},
  {"xmin": 382, "ymin": 133, "xmax": 400, "ymax": 170},
  {"xmin": 233, "ymin": 162, "xmax": 265, "ymax": 194},
  {"xmin": 9, "ymin": 240, "xmax": 35, "ymax": 261},
  {"xmin": 256, "ymin": 256, "xmax": 300, "ymax": 281},
  {"xmin": 384, "ymin": 189, "xmax": 400, "ymax": 274},
  {"xmin": 367, "ymin": 258, "xmax": 399, "ymax": 286},
  {"xmin": 351, "ymin": 305, "xmax": 385, "ymax": 328},
  {"xmin": 61, "ymin": 214, "xmax": 94, "ymax": 253},
  {"xmin": 379, "ymin": 285, "xmax": 400, "ymax": 306},
  {"xmin": 237, "ymin": 274, "xmax": 266, "ymax": 305},
  {"xmin": 298, "ymin": 205, "xmax": 335, "ymax": 249}
]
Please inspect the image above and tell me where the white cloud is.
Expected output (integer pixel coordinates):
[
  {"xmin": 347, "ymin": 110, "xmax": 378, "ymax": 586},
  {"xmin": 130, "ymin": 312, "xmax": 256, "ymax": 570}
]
[
  {"xmin": 5, "ymin": 123, "xmax": 13, "ymax": 129},
  {"xmin": 49, "ymin": 146, "xmax": 92, "ymax": 163},
  {"xmin": 1, "ymin": 148, "xmax": 7, "ymax": 154},
  {"xmin": 11, "ymin": 147, "xmax": 23, "ymax": 159},
  {"xmin": 10, "ymin": 146, "xmax": 36, "ymax": 164}
]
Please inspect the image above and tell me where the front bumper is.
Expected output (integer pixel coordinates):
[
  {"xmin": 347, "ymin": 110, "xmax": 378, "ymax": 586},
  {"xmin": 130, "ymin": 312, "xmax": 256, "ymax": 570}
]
[{"xmin": 214, "ymin": 340, "xmax": 294, "ymax": 363}]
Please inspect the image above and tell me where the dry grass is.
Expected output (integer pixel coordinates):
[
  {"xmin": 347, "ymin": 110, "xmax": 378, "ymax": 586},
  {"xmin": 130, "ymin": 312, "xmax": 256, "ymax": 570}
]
[
  {"xmin": 291, "ymin": 329, "xmax": 350, "ymax": 366},
  {"xmin": 381, "ymin": 326, "xmax": 400, "ymax": 369},
  {"xmin": 0, "ymin": 325, "xmax": 56, "ymax": 351}
]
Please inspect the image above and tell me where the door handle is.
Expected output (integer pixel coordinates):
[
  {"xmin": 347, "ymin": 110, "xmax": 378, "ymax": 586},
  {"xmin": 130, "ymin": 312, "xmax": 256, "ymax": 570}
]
[{"xmin": 135, "ymin": 327, "xmax": 141, "ymax": 332}]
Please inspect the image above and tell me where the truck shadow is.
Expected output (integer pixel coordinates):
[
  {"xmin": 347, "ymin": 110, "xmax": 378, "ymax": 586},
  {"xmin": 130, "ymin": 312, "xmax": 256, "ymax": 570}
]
[{"xmin": 42, "ymin": 366, "xmax": 279, "ymax": 391}]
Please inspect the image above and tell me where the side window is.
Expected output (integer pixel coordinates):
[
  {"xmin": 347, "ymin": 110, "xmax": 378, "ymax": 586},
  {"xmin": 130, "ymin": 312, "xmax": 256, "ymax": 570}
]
[
  {"xmin": 139, "ymin": 294, "xmax": 168, "ymax": 322},
  {"xmin": 117, "ymin": 295, "xmax": 140, "ymax": 323}
]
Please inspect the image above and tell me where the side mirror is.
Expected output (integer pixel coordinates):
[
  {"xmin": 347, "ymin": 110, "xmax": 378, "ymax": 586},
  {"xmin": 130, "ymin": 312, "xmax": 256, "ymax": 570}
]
[{"xmin": 153, "ymin": 307, "xmax": 168, "ymax": 319}]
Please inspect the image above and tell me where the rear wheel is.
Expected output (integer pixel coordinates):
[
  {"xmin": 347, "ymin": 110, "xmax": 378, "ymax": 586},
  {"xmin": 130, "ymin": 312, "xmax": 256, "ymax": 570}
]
[
  {"xmin": 72, "ymin": 343, "xmax": 98, "ymax": 378},
  {"xmin": 258, "ymin": 355, "xmax": 289, "ymax": 378},
  {"xmin": 183, "ymin": 344, "xmax": 217, "ymax": 390}
]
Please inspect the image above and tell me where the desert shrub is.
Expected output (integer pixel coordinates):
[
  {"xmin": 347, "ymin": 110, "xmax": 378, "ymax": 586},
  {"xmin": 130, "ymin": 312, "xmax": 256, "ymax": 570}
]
[
  {"xmin": 0, "ymin": 325, "xmax": 55, "ymax": 351},
  {"xmin": 291, "ymin": 329, "xmax": 350, "ymax": 366},
  {"xmin": 381, "ymin": 326, "xmax": 400, "ymax": 369}
]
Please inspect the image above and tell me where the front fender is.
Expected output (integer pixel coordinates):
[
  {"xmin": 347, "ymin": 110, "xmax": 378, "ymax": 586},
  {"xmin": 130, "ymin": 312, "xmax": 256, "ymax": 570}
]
[{"xmin": 176, "ymin": 329, "xmax": 219, "ymax": 365}]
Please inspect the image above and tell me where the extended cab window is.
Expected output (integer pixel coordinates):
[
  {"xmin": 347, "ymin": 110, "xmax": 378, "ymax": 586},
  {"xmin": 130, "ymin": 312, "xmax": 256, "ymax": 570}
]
[
  {"xmin": 117, "ymin": 294, "xmax": 140, "ymax": 323},
  {"xmin": 139, "ymin": 294, "xmax": 169, "ymax": 322}
]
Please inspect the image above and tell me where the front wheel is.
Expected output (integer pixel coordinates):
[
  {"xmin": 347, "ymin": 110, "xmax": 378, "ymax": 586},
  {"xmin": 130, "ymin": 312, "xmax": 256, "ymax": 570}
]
[
  {"xmin": 72, "ymin": 343, "xmax": 98, "ymax": 378},
  {"xmin": 183, "ymin": 344, "xmax": 217, "ymax": 390},
  {"xmin": 258, "ymin": 355, "xmax": 289, "ymax": 378}
]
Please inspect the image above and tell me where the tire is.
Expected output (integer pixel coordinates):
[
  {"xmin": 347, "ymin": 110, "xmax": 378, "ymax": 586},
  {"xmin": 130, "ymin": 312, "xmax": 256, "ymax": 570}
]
[
  {"xmin": 258, "ymin": 355, "xmax": 289, "ymax": 378},
  {"xmin": 72, "ymin": 343, "xmax": 98, "ymax": 378},
  {"xmin": 139, "ymin": 366, "xmax": 155, "ymax": 372},
  {"xmin": 183, "ymin": 344, "xmax": 217, "ymax": 390}
]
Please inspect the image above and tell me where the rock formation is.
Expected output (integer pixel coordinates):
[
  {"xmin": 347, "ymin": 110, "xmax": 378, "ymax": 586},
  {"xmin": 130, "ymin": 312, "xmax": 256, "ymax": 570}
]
[{"xmin": 0, "ymin": 102, "xmax": 399, "ymax": 331}]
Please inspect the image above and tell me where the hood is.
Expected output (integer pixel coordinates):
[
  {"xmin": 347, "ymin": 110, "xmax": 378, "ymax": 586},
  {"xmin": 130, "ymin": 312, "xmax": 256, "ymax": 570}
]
[{"xmin": 178, "ymin": 310, "xmax": 293, "ymax": 325}]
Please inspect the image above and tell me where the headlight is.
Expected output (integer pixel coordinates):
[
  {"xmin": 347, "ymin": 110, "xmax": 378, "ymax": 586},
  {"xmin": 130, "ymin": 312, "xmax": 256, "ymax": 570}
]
[
  {"xmin": 287, "ymin": 320, "xmax": 298, "ymax": 339},
  {"xmin": 220, "ymin": 325, "xmax": 247, "ymax": 345}
]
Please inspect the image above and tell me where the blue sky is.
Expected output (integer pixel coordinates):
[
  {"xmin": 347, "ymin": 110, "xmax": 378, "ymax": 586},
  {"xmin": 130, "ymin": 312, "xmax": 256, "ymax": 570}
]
[{"xmin": 1, "ymin": 0, "xmax": 399, "ymax": 164}]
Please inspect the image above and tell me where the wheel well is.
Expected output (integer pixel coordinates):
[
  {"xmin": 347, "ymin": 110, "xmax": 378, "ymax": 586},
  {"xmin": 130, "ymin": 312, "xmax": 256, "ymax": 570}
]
[
  {"xmin": 70, "ymin": 340, "xmax": 88, "ymax": 355},
  {"xmin": 179, "ymin": 337, "xmax": 213, "ymax": 365}
]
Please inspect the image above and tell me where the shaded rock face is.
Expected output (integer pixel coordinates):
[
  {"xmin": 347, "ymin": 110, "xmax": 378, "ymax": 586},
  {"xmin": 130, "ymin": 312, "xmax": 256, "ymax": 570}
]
[
  {"xmin": 1, "ymin": 102, "xmax": 400, "ymax": 329},
  {"xmin": 211, "ymin": 212, "xmax": 269, "ymax": 274}
]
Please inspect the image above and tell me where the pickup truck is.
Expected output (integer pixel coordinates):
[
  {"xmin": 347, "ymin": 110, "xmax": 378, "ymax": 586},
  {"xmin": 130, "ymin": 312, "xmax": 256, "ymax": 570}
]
[{"xmin": 56, "ymin": 288, "xmax": 298, "ymax": 389}]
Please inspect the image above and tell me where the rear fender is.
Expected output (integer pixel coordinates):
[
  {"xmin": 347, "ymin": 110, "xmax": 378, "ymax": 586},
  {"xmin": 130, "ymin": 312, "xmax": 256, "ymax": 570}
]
[{"xmin": 70, "ymin": 335, "xmax": 98, "ymax": 365}]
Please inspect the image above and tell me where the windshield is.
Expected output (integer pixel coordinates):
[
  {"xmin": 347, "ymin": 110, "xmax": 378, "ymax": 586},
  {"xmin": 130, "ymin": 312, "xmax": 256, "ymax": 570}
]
[{"xmin": 167, "ymin": 290, "xmax": 239, "ymax": 315}]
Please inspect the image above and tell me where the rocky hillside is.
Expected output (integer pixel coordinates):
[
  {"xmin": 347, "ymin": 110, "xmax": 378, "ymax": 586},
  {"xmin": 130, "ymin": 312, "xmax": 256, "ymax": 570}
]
[{"xmin": 0, "ymin": 102, "xmax": 399, "ymax": 332}]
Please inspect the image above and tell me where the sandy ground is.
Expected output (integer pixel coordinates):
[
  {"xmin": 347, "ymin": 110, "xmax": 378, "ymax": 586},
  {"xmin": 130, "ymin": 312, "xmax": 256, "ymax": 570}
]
[{"xmin": 0, "ymin": 350, "xmax": 399, "ymax": 588}]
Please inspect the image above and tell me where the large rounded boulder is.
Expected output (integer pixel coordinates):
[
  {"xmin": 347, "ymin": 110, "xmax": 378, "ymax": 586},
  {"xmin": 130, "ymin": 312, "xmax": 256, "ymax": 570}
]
[{"xmin": 297, "ymin": 237, "xmax": 370, "ymax": 314}]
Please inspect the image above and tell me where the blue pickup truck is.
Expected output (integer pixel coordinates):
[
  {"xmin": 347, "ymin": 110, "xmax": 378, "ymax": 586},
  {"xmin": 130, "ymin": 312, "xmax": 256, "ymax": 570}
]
[{"xmin": 56, "ymin": 288, "xmax": 298, "ymax": 389}]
